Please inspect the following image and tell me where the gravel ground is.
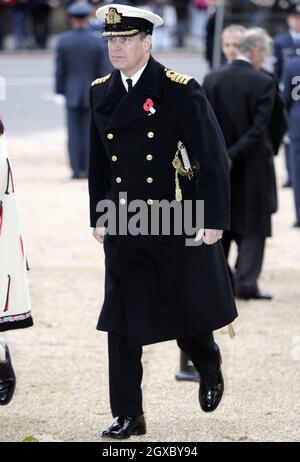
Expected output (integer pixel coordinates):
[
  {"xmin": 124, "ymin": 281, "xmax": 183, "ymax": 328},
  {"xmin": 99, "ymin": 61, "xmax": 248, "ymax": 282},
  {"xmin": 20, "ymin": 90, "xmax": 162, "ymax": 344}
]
[{"xmin": 1, "ymin": 129, "xmax": 300, "ymax": 443}]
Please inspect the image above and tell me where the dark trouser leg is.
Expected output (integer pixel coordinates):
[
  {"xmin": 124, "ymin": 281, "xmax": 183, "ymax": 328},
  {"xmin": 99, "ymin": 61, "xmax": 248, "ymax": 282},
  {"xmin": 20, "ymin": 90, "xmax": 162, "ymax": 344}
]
[
  {"xmin": 284, "ymin": 143, "xmax": 292, "ymax": 185},
  {"xmin": 234, "ymin": 235, "xmax": 265, "ymax": 295},
  {"xmin": 66, "ymin": 108, "xmax": 81, "ymax": 176},
  {"xmin": 108, "ymin": 333, "xmax": 143, "ymax": 418},
  {"xmin": 80, "ymin": 109, "xmax": 90, "ymax": 174},
  {"xmin": 31, "ymin": 6, "xmax": 50, "ymax": 48},
  {"xmin": 177, "ymin": 332, "xmax": 220, "ymax": 380},
  {"xmin": 290, "ymin": 141, "xmax": 300, "ymax": 223}
]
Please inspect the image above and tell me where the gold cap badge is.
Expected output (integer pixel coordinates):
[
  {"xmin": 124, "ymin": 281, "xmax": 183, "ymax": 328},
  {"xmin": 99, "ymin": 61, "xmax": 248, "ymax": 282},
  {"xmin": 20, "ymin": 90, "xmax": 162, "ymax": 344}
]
[{"xmin": 105, "ymin": 8, "xmax": 122, "ymax": 25}]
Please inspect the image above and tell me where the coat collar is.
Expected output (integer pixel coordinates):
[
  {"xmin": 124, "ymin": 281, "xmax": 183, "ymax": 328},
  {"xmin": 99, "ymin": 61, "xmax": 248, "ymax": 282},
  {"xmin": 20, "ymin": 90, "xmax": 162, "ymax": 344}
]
[
  {"xmin": 231, "ymin": 59, "xmax": 253, "ymax": 69},
  {"xmin": 95, "ymin": 56, "xmax": 165, "ymax": 130}
]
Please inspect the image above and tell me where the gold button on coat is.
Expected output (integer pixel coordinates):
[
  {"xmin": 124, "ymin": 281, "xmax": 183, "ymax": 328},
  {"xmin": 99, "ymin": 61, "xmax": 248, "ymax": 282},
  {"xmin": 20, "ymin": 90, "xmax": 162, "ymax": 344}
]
[
  {"xmin": 116, "ymin": 177, "xmax": 122, "ymax": 183},
  {"xmin": 146, "ymin": 154, "xmax": 153, "ymax": 161},
  {"xmin": 107, "ymin": 133, "xmax": 114, "ymax": 140},
  {"xmin": 147, "ymin": 177, "xmax": 153, "ymax": 184},
  {"xmin": 147, "ymin": 132, "xmax": 154, "ymax": 139},
  {"xmin": 147, "ymin": 199, "xmax": 153, "ymax": 205},
  {"xmin": 111, "ymin": 155, "xmax": 118, "ymax": 162}
]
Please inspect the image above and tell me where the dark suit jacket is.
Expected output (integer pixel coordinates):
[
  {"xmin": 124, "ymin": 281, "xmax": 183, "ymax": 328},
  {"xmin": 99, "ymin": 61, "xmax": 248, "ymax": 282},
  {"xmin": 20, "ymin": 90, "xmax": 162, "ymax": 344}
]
[
  {"xmin": 55, "ymin": 28, "xmax": 106, "ymax": 109},
  {"xmin": 203, "ymin": 64, "xmax": 287, "ymax": 155},
  {"xmin": 203, "ymin": 60, "xmax": 277, "ymax": 237},
  {"xmin": 261, "ymin": 68, "xmax": 287, "ymax": 154},
  {"xmin": 282, "ymin": 56, "xmax": 300, "ymax": 142}
]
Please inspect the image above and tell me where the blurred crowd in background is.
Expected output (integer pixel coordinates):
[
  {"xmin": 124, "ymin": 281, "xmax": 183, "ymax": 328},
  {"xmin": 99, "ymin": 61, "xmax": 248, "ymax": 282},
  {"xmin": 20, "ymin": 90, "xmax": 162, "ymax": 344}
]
[{"xmin": 0, "ymin": 1, "xmax": 299, "ymax": 53}]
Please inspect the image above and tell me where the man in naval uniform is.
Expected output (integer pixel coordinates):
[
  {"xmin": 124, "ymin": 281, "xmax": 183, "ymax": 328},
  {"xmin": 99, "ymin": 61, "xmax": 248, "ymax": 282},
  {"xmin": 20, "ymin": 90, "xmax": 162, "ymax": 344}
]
[
  {"xmin": 88, "ymin": 3, "xmax": 237, "ymax": 439},
  {"xmin": 273, "ymin": 2, "xmax": 300, "ymax": 188}
]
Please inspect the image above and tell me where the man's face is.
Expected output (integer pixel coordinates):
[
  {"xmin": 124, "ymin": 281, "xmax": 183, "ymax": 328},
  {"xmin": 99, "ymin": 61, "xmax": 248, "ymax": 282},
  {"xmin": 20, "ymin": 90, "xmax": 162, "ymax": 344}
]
[
  {"xmin": 107, "ymin": 34, "xmax": 152, "ymax": 76},
  {"xmin": 222, "ymin": 31, "xmax": 244, "ymax": 61},
  {"xmin": 287, "ymin": 15, "xmax": 300, "ymax": 33}
]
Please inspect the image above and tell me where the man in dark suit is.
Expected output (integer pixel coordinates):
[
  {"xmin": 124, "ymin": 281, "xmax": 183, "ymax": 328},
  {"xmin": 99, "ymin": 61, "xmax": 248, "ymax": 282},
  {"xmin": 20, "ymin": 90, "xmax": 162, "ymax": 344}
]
[
  {"xmin": 282, "ymin": 55, "xmax": 300, "ymax": 227},
  {"xmin": 89, "ymin": 3, "xmax": 237, "ymax": 439},
  {"xmin": 273, "ymin": 2, "xmax": 300, "ymax": 187},
  {"xmin": 203, "ymin": 28, "xmax": 277, "ymax": 300},
  {"xmin": 210, "ymin": 25, "xmax": 286, "ymax": 292},
  {"xmin": 55, "ymin": 2, "xmax": 106, "ymax": 179},
  {"xmin": 221, "ymin": 24, "xmax": 286, "ymax": 157}
]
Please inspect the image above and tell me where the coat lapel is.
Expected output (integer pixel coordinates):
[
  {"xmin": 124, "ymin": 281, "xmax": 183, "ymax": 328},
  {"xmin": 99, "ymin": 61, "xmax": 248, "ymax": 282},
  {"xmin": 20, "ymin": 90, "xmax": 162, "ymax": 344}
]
[{"xmin": 96, "ymin": 56, "xmax": 165, "ymax": 130}]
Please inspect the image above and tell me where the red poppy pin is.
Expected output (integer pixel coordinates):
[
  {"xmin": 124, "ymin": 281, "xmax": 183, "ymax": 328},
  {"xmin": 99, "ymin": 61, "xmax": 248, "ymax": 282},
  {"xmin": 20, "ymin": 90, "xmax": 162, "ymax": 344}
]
[{"xmin": 143, "ymin": 98, "xmax": 156, "ymax": 115}]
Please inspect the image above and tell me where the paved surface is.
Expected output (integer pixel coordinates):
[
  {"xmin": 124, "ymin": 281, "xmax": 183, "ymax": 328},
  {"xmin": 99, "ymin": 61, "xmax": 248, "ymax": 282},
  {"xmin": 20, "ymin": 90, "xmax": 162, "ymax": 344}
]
[{"xmin": 1, "ymin": 51, "xmax": 300, "ymax": 442}]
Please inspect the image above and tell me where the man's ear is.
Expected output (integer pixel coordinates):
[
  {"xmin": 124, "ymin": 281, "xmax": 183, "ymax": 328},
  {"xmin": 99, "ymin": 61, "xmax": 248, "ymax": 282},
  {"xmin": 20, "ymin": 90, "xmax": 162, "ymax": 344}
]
[{"xmin": 143, "ymin": 35, "xmax": 152, "ymax": 53}]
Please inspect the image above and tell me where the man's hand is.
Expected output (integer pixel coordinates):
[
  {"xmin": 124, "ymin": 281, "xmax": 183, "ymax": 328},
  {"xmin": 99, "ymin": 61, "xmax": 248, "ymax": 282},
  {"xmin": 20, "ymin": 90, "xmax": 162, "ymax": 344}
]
[
  {"xmin": 92, "ymin": 227, "xmax": 106, "ymax": 244},
  {"xmin": 195, "ymin": 229, "xmax": 223, "ymax": 245}
]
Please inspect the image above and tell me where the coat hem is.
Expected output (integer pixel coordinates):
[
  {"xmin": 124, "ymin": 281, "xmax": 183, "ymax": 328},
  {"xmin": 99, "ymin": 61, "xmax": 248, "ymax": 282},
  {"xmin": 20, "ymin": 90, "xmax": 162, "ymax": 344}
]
[
  {"xmin": 97, "ymin": 313, "xmax": 238, "ymax": 347},
  {"xmin": 0, "ymin": 311, "xmax": 33, "ymax": 332}
]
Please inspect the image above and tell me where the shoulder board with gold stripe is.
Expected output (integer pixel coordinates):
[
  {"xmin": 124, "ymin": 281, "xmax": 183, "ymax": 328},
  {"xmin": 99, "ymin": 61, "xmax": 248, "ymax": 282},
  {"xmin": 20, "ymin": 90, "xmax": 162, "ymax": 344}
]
[
  {"xmin": 91, "ymin": 74, "xmax": 111, "ymax": 86},
  {"xmin": 164, "ymin": 69, "xmax": 193, "ymax": 85}
]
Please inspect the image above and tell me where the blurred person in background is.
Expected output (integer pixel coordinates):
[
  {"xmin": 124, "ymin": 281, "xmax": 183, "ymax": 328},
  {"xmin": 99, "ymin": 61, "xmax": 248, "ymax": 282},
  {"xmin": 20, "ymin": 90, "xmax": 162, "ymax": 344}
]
[
  {"xmin": 282, "ymin": 54, "xmax": 300, "ymax": 227},
  {"xmin": 0, "ymin": 117, "xmax": 33, "ymax": 405},
  {"xmin": 55, "ymin": 1, "xmax": 108, "ymax": 179},
  {"xmin": 174, "ymin": 0, "xmax": 189, "ymax": 48},
  {"xmin": 273, "ymin": 2, "xmax": 300, "ymax": 187},
  {"xmin": 221, "ymin": 23, "xmax": 247, "ymax": 63},
  {"xmin": 190, "ymin": 0, "xmax": 208, "ymax": 50},
  {"xmin": 249, "ymin": 0, "xmax": 276, "ymax": 30},
  {"xmin": 273, "ymin": 0, "xmax": 300, "ymax": 78},
  {"xmin": 28, "ymin": 0, "xmax": 58, "ymax": 49},
  {"xmin": 12, "ymin": 0, "xmax": 29, "ymax": 49},
  {"xmin": 151, "ymin": 0, "xmax": 176, "ymax": 49},
  {"xmin": 206, "ymin": 24, "xmax": 286, "ymax": 290},
  {"xmin": 203, "ymin": 28, "xmax": 278, "ymax": 300},
  {"xmin": 0, "ymin": 0, "xmax": 15, "ymax": 50},
  {"xmin": 205, "ymin": 0, "xmax": 218, "ymax": 67}
]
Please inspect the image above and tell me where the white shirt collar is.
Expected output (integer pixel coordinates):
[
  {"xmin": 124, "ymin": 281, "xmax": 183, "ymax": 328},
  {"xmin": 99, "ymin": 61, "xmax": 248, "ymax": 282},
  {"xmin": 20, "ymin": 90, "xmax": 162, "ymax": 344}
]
[
  {"xmin": 121, "ymin": 63, "xmax": 148, "ymax": 92},
  {"xmin": 235, "ymin": 55, "xmax": 252, "ymax": 64},
  {"xmin": 289, "ymin": 29, "xmax": 300, "ymax": 42}
]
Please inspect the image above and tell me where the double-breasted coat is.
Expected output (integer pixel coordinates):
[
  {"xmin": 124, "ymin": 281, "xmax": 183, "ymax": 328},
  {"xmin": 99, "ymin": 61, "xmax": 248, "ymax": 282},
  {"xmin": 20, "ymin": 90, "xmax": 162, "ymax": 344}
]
[
  {"xmin": 89, "ymin": 56, "xmax": 237, "ymax": 347},
  {"xmin": 0, "ymin": 126, "xmax": 32, "ymax": 332}
]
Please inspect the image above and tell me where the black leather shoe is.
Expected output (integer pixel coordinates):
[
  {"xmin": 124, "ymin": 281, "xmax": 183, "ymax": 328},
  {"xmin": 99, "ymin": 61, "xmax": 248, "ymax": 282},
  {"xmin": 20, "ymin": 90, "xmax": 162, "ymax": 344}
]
[
  {"xmin": 102, "ymin": 415, "xmax": 146, "ymax": 439},
  {"xmin": 236, "ymin": 290, "xmax": 272, "ymax": 300},
  {"xmin": 0, "ymin": 344, "xmax": 16, "ymax": 406},
  {"xmin": 199, "ymin": 361, "xmax": 224, "ymax": 413}
]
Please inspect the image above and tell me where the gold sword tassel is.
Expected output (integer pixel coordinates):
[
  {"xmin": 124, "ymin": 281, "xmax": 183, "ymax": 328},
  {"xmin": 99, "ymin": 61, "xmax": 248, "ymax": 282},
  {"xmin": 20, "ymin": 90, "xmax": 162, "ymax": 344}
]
[
  {"xmin": 175, "ymin": 167, "xmax": 182, "ymax": 202},
  {"xmin": 228, "ymin": 323, "xmax": 236, "ymax": 339},
  {"xmin": 172, "ymin": 141, "xmax": 194, "ymax": 202}
]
